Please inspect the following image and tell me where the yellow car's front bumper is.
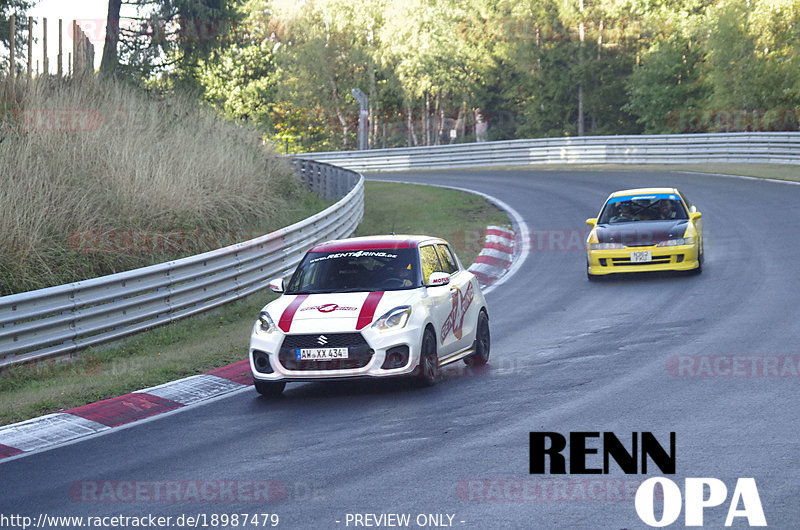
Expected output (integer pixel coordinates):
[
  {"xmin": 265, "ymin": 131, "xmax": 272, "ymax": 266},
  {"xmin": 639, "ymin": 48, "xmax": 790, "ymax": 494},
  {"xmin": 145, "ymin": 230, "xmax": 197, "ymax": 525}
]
[{"xmin": 587, "ymin": 243, "xmax": 700, "ymax": 276}]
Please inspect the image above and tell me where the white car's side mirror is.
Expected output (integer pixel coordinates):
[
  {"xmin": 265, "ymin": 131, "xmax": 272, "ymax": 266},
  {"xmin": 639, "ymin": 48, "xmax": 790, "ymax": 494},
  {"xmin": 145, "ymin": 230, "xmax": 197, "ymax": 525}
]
[
  {"xmin": 428, "ymin": 272, "xmax": 450, "ymax": 286},
  {"xmin": 269, "ymin": 278, "xmax": 285, "ymax": 293}
]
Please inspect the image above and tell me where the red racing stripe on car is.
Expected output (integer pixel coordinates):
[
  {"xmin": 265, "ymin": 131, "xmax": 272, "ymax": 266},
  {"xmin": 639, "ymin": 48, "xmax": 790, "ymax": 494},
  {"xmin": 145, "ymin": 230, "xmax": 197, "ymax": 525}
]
[
  {"xmin": 279, "ymin": 294, "xmax": 309, "ymax": 333},
  {"xmin": 356, "ymin": 291, "xmax": 384, "ymax": 330}
]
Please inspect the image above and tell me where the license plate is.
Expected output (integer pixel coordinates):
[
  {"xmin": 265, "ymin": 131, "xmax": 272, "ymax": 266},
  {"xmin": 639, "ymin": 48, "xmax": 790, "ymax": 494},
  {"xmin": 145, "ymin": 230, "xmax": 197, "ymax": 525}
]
[
  {"xmin": 296, "ymin": 347, "xmax": 349, "ymax": 361},
  {"xmin": 630, "ymin": 251, "xmax": 652, "ymax": 263}
]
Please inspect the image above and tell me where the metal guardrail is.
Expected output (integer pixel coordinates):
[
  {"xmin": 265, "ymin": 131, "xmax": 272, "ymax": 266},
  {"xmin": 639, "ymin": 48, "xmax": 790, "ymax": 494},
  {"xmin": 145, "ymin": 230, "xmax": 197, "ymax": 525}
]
[
  {"xmin": 297, "ymin": 132, "xmax": 800, "ymax": 172},
  {"xmin": 0, "ymin": 159, "xmax": 363, "ymax": 368}
]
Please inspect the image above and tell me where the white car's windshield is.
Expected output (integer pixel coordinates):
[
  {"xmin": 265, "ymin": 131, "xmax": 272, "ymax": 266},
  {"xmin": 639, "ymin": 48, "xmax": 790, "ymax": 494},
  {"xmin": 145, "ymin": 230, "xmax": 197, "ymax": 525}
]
[{"xmin": 285, "ymin": 248, "xmax": 420, "ymax": 294}]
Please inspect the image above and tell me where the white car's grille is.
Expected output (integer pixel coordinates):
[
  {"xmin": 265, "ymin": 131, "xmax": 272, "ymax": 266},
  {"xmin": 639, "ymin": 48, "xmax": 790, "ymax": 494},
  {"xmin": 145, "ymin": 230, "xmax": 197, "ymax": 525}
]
[{"xmin": 279, "ymin": 333, "xmax": 373, "ymax": 370}]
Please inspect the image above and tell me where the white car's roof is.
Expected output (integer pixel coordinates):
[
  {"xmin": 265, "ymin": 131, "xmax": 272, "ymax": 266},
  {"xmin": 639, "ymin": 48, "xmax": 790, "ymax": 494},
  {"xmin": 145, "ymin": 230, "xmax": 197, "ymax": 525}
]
[{"xmin": 310, "ymin": 235, "xmax": 446, "ymax": 253}]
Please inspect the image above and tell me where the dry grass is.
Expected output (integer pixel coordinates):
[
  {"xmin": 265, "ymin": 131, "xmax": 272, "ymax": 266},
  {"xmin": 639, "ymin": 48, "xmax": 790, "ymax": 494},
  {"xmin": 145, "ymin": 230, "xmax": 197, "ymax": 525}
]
[{"xmin": 0, "ymin": 77, "xmax": 322, "ymax": 295}]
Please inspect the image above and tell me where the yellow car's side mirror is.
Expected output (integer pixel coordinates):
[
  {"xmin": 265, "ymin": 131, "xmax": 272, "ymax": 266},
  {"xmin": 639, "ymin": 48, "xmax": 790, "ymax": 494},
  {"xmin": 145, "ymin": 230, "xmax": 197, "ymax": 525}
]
[
  {"xmin": 586, "ymin": 218, "xmax": 598, "ymax": 227},
  {"xmin": 689, "ymin": 212, "xmax": 702, "ymax": 222}
]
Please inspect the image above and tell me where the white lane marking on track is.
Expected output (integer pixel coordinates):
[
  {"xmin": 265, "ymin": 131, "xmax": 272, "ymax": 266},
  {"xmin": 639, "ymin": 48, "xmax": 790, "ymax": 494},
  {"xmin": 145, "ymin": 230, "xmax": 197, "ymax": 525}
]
[
  {"xmin": 0, "ymin": 414, "xmax": 109, "ymax": 453},
  {"xmin": 136, "ymin": 374, "xmax": 246, "ymax": 405},
  {"xmin": 674, "ymin": 171, "xmax": 800, "ymax": 186},
  {"xmin": 367, "ymin": 178, "xmax": 530, "ymax": 295}
]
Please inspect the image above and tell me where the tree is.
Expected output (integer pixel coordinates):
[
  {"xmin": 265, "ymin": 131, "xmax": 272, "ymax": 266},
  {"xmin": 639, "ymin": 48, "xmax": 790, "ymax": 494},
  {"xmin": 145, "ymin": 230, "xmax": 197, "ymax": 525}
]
[
  {"xmin": 112, "ymin": 0, "xmax": 241, "ymax": 83},
  {"xmin": 100, "ymin": 0, "xmax": 122, "ymax": 77},
  {"xmin": 0, "ymin": 0, "xmax": 33, "ymax": 73},
  {"xmin": 625, "ymin": 35, "xmax": 708, "ymax": 133},
  {"xmin": 194, "ymin": 1, "xmax": 280, "ymax": 133}
]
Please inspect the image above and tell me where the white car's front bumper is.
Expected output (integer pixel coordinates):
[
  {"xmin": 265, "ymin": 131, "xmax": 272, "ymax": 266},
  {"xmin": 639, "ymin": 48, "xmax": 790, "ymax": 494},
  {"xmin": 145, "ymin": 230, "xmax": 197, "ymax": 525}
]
[{"xmin": 249, "ymin": 323, "xmax": 424, "ymax": 382}]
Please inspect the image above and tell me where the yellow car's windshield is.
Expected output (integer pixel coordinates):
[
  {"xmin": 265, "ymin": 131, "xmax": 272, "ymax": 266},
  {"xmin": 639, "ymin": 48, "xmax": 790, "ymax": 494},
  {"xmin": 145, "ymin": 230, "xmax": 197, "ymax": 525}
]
[{"xmin": 599, "ymin": 195, "xmax": 687, "ymax": 224}]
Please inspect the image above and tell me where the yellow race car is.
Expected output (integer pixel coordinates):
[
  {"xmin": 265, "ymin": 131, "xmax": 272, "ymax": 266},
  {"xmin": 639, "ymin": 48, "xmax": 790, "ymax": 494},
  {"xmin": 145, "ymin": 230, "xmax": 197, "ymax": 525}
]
[{"xmin": 585, "ymin": 187, "xmax": 703, "ymax": 279}]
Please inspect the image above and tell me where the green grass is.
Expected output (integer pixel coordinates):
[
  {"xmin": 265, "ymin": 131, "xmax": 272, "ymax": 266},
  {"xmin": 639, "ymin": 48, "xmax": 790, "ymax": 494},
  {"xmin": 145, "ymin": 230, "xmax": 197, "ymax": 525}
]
[
  {"xmin": 355, "ymin": 181, "xmax": 510, "ymax": 267},
  {"xmin": 0, "ymin": 293, "xmax": 274, "ymax": 426},
  {"xmin": 0, "ymin": 181, "xmax": 512, "ymax": 426}
]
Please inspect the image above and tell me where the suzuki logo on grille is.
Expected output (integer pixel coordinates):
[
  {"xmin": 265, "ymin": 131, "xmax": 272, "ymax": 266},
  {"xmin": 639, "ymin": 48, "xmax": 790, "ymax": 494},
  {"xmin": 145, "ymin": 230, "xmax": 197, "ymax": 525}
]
[{"xmin": 317, "ymin": 335, "xmax": 328, "ymax": 345}]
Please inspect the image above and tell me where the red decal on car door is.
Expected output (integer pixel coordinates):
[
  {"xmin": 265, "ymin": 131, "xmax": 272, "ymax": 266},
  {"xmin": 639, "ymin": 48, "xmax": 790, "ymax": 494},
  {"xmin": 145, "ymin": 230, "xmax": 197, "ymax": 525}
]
[{"xmin": 441, "ymin": 282, "xmax": 474, "ymax": 343}]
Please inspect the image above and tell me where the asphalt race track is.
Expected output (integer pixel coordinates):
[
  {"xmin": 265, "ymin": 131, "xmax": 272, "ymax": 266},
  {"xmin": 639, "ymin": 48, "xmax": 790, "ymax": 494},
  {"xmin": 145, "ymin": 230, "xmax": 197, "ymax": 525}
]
[{"xmin": 2, "ymin": 169, "xmax": 799, "ymax": 529}]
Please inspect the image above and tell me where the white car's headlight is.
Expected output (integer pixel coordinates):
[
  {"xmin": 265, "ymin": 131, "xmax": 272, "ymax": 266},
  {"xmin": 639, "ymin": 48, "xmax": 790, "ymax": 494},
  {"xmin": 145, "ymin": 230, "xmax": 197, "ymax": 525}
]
[
  {"xmin": 656, "ymin": 237, "xmax": 694, "ymax": 247},
  {"xmin": 590, "ymin": 242, "xmax": 625, "ymax": 250},
  {"xmin": 372, "ymin": 306, "xmax": 412, "ymax": 331},
  {"xmin": 256, "ymin": 311, "xmax": 277, "ymax": 334}
]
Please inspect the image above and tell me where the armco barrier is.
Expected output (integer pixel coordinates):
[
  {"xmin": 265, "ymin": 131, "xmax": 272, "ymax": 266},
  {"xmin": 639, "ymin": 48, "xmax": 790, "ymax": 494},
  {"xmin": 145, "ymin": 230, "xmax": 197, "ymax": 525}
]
[
  {"xmin": 0, "ymin": 160, "xmax": 363, "ymax": 368},
  {"xmin": 296, "ymin": 132, "xmax": 800, "ymax": 172}
]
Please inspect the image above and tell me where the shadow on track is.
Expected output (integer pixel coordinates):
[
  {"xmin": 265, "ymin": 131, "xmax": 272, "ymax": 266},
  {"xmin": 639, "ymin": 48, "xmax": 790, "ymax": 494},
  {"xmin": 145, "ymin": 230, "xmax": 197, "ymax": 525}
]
[{"xmin": 247, "ymin": 364, "xmax": 493, "ymax": 404}]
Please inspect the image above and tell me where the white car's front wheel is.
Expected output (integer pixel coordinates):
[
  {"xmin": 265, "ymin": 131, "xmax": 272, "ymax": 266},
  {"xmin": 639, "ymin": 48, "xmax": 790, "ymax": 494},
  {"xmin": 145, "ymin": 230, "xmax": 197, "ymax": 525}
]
[
  {"xmin": 416, "ymin": 328, "xmax": 439, "ymax": 387},
  {"xmin": 254, "ymin": 380, "xmax": 286, "ymax": 397}
]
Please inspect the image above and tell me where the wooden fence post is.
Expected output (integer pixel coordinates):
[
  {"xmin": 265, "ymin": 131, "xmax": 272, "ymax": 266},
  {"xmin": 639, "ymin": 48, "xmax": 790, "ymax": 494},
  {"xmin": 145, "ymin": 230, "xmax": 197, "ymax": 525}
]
[
  {"xmin": 27, "ymin": 16, "xmax": 32, "ymax": 81},
  {"xmin": 72, "ymin": 20, "xmax": 78, "ymax": 76},
  {"xmin": 42, "ymin": 17, "xmax": 48, "ymax": 75},
  {"xmin": 9, "ymin": 14, "xmax": 15, "ymax": 78},
  {"xmin": 58, "ymin": 19, "xmax": 63, "ymax": 77}
]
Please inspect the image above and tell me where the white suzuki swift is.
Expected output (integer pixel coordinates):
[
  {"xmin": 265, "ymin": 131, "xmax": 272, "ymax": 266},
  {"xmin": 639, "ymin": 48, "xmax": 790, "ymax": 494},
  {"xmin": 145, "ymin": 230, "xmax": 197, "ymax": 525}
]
[{"xmin": 249, "ymin": 235, "xmax": 490, "ymax": 396}]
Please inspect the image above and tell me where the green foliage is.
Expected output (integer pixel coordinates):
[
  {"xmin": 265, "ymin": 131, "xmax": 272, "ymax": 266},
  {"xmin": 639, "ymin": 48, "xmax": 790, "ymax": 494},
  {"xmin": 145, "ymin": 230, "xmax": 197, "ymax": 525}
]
[
  {"xmin": 0, "ymin": 0, "xmax": 33, "ymax": 71},
  {"xmin": 625, "ymin": 36, "xmax": 708, "ymax": 133},
  {"xmin": 104, "ymin": 0, "xmax": 800, "ymax": 149},
  {"xmin": 114, "ymin": 0, "xmax": 243, "ymax": 83}
]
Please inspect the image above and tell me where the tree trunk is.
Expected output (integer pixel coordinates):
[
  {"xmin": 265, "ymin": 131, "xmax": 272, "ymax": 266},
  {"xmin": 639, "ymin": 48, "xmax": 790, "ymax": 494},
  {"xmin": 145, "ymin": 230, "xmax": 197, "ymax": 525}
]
[
  {"xmin": 406, "ymin": 101, "xmax": 417, "ymax": 147},
  {"xmin": 436, "ymin": 96, "xmax": 445, "ymax": 145},
  {"xmin": 99, "ymin": 0, "xmax": 122, "ymax": 77},
  {"xmin": 458, "ymin": 100, "xmax": 466, "ymax": 142},
  {"xmin": 433, "ymin": 92, "xmax": 441, "ymax": 145},
  {"xmin": 335, "ymin": 108, "xmax": 348, "ymax": 149},
  {"xmin": 369, "ymin": 60, "xmax": 377, "ymax": 148},
  {"xmin": 423, "ymin": 92, "xmax": 430, "ymax": 146}
]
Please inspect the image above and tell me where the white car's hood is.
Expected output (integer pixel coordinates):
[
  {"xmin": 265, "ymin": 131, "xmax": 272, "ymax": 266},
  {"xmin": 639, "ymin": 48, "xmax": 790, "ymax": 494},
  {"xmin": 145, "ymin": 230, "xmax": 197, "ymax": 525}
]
[{"xmin": 265, "ymin": 291, "xmax": 418, "ymax": 333}]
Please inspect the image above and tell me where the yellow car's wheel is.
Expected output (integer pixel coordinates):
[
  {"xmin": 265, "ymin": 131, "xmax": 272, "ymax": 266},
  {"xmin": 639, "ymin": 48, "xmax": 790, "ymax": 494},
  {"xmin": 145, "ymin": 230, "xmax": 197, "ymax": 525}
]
[
  {"xmin": 587, "ymin": 261, "xmax": 600, "ymax": 282},
  {"xmin": 694, "ymin": 245, "xmax": 704, "ymax": 274}
]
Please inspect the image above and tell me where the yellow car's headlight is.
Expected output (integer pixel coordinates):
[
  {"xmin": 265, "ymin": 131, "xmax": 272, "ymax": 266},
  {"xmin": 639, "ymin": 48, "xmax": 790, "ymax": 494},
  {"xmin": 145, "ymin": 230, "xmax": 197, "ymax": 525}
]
[
  {"xmin": 590, "ymin": 242, "xmax": 625, "ymax": 250},
  {"xmin": 656, "ymin": 237, "xmax": 694, "ymax": 247}
]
